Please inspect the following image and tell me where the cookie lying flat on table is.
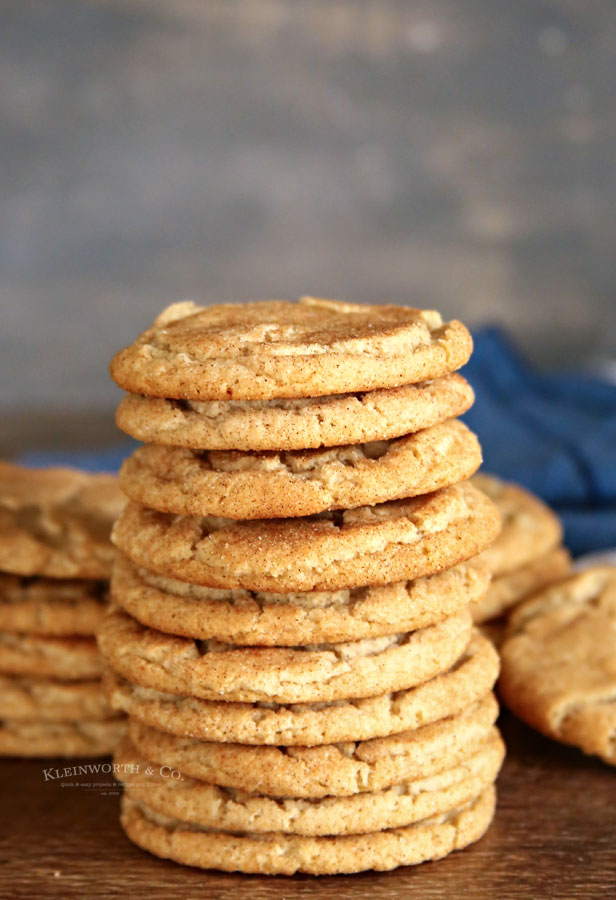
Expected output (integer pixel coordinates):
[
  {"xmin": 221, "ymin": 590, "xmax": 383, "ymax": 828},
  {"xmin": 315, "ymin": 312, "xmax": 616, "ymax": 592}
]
[
  {"xmin": 0, "ymin": 632, "xmax": 104, "ymax": 680},
  {"xmin": 98, "ymin": 606, "xmax": 472, "ymax": 704},
  {"xmin": 120, "ymin": 786, "xmax": 495, "ymax": 876},
  {"xmin": 110, "ymin": 298, "xmax": 473, "ymax": 402},
  {"xmin": 119, "ymin": 419, "xmax": 481, "ymax": 519},
  {"xmin": 105, "ymin": 632, "xmax": 499, "ymax": 747},
  {"xmin": 0, "ymin": 573, "xmax": 107, "ymax": 636},
  {"xmin": 116, "ymin": 731, "xmax": 503, "ymax": 836},
  {"xmin": 0, "ymin": 674, "xmax": 117, "ymax": 721},
  {"xmin": 471, "ymin": 473, "xmax": 562, "ymax": 578},
  {"xmin": 500, "ymin": 566, "xmax": 616, "ymax": 765},
  {"xmin": 471, "ymin": 547, "xmax": 571, "ymax": 624},
  {"xmin": 0, "ymin": 718, "xmax": 125, "ymax": 757},
  {"xmin": 112, "ymin": 482, "xmax": 500, "ymax": 593},
  {"xmin": 0, "ymin": 463, "xmax": 125, "ymax": 579},
  {"xmin": 111, "ymin": 556, "xmax": 489, "ymax": 645},
  {"xmin": 125, "ymin": 694, "xmax": 499, "ymax": 799},
  {"xmin": 115, "ymin": 372, "xmax": 474, "ymax": 452}
]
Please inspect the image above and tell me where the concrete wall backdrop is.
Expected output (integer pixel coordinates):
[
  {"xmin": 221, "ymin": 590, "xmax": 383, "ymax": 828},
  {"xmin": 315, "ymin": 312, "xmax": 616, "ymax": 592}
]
[{"xmin": 1, "ymin": 1, "xmax": 615, "ymax": 437}]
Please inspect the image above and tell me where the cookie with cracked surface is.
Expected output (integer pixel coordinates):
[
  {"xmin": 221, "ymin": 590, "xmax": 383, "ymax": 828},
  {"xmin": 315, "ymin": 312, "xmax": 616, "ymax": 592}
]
[
  {"xmin": 0, "ymin": 574, "xmax": 107, "ymax": 636},
  {"xmin": 112, "ymin": 482, "xmax": 500, "ymax": 592},
  {"xmin": 115, "ymin": 373, "xmax": 474, "ymax": 452},
  {"xmin": 0, "ymin": 633, "xmax": 104, "ymax": 681},
  {"xmin": 110, "ymin": 298, "xmax": 473, "ymax": 402},
  {"xmin": 126, "ymin": 695, "xmax": 498, "ymax": 799},
  {"xmin": 0, "ymin": 463, "xmax": 125, "ymax": 579},
  {"xmin": 471, "ymin": 474, "xmax": 562, "ymax": 577},
  {"xmin": 112, "ymin": 555, "xmax": 489, "ymax": 645},
  {"xmin": 500, "ymin": 566, "xmax": 616, "ymax": 765},
  {"xmin": 105, "ymin": 632, "xmax": 499, "ymax": 747},
  {"xmin": 471, "ymin": 547, "xmax": 571, "ymax": 624},
  {"xmin": 98, "ymin": 606, "xmax": 472, "ymax": 704},
  {"xmin": 0, "ymin": 674, "xmax": 118, "ymax": 722},
  {"xmin": 116, "ymin": 730, "xmax": 503, "ymax": 836},
  {"xmin": 119, "ymin": 420, "xmax": 481, "ymax": 519},
  {"xmin": 0, "ymin": 718, "xmax": 125, "ymax": 757},
  {"xmin": 121, "ymin": 786, "xmax": 495, "ymax": 875}
]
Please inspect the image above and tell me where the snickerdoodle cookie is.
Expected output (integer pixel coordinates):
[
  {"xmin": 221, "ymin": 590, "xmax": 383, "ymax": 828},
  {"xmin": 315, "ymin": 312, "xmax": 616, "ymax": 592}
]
[
  {"xmin": 111, "ymin": 482, "xmax": 500, "ymax": 592},
  {"xmin": 500, "ymin": 566, "xmax": 616, "ymax": 765},
  {"xmin": 110, "ymin": 298, "xmax": 473, "ymax": 402}
]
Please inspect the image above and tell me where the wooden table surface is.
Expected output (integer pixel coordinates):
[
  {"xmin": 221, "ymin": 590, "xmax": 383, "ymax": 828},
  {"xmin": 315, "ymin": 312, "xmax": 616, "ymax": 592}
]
[{"xmin": 0, "ymin": 712, "xmax": 614, "ymax": 899}]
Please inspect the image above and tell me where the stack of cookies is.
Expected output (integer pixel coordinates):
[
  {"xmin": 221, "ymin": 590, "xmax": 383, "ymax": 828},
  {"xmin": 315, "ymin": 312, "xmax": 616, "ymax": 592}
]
[
  {"xmin": 469, "ymin": 474, "xmax": 571, "ymax": 646},
  {"xmin": 0, "ymin": 463, "xmax": 126, "ymax": 757},
  {"xmin": 100, "ymin": 298, "xmax": 504, "ymax": 875}
]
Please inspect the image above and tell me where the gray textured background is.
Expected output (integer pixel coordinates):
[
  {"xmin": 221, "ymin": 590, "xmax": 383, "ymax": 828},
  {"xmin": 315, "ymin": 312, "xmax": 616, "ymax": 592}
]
[{"xmin": 1, "ymin": 0, "xmax": 615, "ymax": 444}]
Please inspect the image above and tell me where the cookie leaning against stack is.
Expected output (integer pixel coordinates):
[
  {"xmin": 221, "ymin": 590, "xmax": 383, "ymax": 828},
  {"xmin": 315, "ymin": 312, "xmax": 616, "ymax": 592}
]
[
  {"xmin": 500, "ymin": 567, "xmax": 616, "ymax": 766},
  {"xmin": 101, "ymin": 298, "xmax": 504, "ymax": 875},
  {"xmin": 0, "ymin": 463, "xmax": 126, "ymax": 757},
  {"xmin": 469, "ymin": 474, "xmax": 571, "ymax": 646}
]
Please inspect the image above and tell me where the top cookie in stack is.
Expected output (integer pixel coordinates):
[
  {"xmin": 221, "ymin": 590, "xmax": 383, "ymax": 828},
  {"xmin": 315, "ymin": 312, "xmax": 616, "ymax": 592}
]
[
  {"xmin": 102, "ymin": 298, "xmax": 503, "ymax": 876},
  {"xmin": 0, "ymin": 463, "xmax": 126, "ymax": 757}
]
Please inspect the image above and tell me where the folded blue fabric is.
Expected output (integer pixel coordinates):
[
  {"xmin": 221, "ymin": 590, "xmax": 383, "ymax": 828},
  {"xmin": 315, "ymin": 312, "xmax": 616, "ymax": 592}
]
[
  {"xmin": 463, "ymin": 328, "xmax": 616, "ymax": 555},
  {"xmin": 19, "ymin": 328, "xmax": 616, "ymax": 556},
  {"xmin": 19, "ymin": 444, "xmax": 134, "ymax": 474}
]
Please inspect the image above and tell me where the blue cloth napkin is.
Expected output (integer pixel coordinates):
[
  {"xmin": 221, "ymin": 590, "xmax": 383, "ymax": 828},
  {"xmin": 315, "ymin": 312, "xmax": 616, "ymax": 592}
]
[
  {"xmin": 19, "ymin": 328, "xmax": 616, "ymax": 556},
  {"xmin": 462, "ymin": 329, "xmax": 616, "ymax": 555},
  {"xmin": 19, "ymin": 445, "xmax": 135, "ymax": 474}
]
